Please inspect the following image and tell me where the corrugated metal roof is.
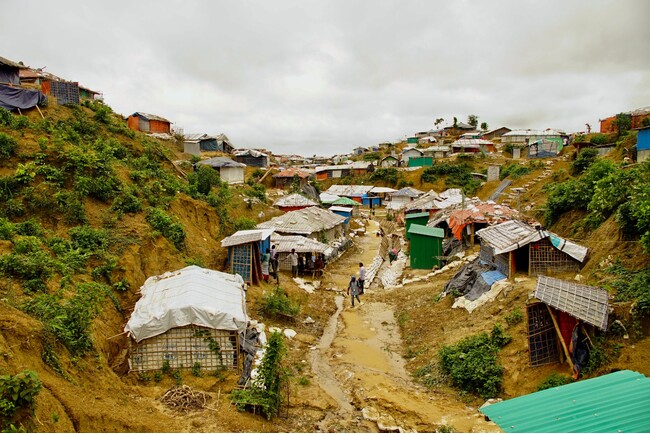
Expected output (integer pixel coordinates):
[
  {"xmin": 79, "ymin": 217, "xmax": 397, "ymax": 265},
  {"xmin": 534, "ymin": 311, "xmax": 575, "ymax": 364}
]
[
  {"xmin": 274, "ymin": 194, "xmax": 318, "ymax": 207},
  {"xmin": 220, "ymin": 229, "xmax": 274, "ymax": 248},
  {"xmin": 503, "ymin": 129, "xmax": 563, "ymax": 137},
  {"xmin": 257, "ymin": 206, "xmax": 346, "ymax": 235},
  {"xmin": 319, "ymin": 192, "xmax": 340, "ymax": 203},
  {"xmin": 451, "ymin": 138, "xmax": 495, "ymax": 146},
  {"xmin": 273, "ymin": 168, "xmax": 310, "ymax": 178},
  {"xmin": 331, "ymin": 197, "xmax": 361, "ymax": 206},
  {"xmin": 329, "ymin": 205, "xmax": 353, "ymax": 213},
  {"xmin": 535, "ymin": 275, "xmax": 609, "ymax": 330},
  {"xmin": 405, "ymin": 188, "xmax": 464, "ymax": 212},
  {"xmin": 315, "ymin": 164, "xmax": 351, "ymax": 173},
  {"xmin": 405, "ymin": 212, "xmax": 429, "ymax": 219},
  {"xmin": 270, "ymin": 234, "xmax": 332, "ymax": 254},
  {"xmin": 197, "ymin": 157, "xmax": 246, "ymax": 168},
  {"xmin": 480, "ymin": 370, "xmax": 650, "ymax": 433},
  {"xmin": 133, "ymin": 112, "xmax": 170, "ymax": 123},
  {"xmin": 369, "ymin": 186, "xmax": 397, "ymax": 194},
  {"xmin": 407, "ymin": 224, "xmax": 444, "ymax": 238},
  {"xmin": 476, "ymin": 220, "xmax": 589, "ymax": 262},
  {"xmin": 0, "ymin": 56, "xmax": 25, "ymax": 68},
  {"xmin": 390, "ymin": 187, "xmax": 424, "ymax": 198},
  {"xmin": 326, "ymin": 185, "xmax": 374, "ymax": 197}
]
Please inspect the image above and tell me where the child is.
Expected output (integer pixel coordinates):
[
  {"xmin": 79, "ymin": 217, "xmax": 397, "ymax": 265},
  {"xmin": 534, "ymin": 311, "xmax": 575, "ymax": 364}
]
[{"xmin": 347, "ymin": 276, "xmax": 361, "ymax": 308}]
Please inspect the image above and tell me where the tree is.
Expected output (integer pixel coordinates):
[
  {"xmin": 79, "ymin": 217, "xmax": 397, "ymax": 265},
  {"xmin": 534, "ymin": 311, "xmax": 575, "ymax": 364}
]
[
  {"xmin": 434, "ymin": 118, "xmax": 444, "ymax": 129},
  {"xmin": 613, "ymin": 113, "xmax": 632, "ymax": 137},
  {"xmin": 453, "ymin": 117, "xmax": 458, "ymax": 129},
  {"xmin": 467, "ymin": 114, "xmax": 479, "ymax": 128},
  {"xmin": 480, "ymin": 122, "xmax": 489, "ymax": 131}
]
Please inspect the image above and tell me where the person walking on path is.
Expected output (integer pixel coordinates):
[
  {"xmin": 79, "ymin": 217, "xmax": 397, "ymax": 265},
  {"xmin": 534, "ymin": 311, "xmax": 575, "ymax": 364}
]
[
  {"xmin": 270, "ymin": 244, "xmax": 279, "ymax": 283},
  {"xmin": 347, "ymin": 276, "xmax": 362, "ymax": 308},
  {"xmin": 358, "ymin": 262, "xmax": 366, "ymax": 294},
  {"xmin": 261, "ymin": 248, "xmax": 271, "ymax": 282},
  {"xmin": 289, "ymin": 248, "xmax": 299, "ymax": 278}
]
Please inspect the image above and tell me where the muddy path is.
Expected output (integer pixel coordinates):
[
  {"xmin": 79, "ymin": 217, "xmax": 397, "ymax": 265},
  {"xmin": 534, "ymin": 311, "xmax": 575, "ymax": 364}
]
[{"xmin": 310, "ymin": 220, "xmax": 497, "ymax": 432}]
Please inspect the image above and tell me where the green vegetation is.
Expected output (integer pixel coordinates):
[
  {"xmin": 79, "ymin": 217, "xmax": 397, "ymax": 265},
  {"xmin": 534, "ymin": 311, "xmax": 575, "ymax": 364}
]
[
  {"xmin": 504, "ymin": 308, "xmax": 523, "ymax": 327},
  {"xmin": 500, "ymin": 163, "xmax": 531, "ymax": 180},
  {"xmin": 420, "ymin": 162, "xmax": 481, "ymax": 195},
  {"xmin": 536, "ymin": 372, "xmax": 573, "ymax": 391},
  {"xmin": 369, "ymin": 167, "xmax": 401, "ymax": 186},
  {"xmin": 230, "ymin": 331, "xmax": 288, "ymax": 419},
  {"xmin": 259, "ymin": 286, "xmax": 300, "ymax": 318},
  {"xmin": 605, "ymin": 263, "xmax": 650, "ymax": 318},
  {"xmin": 439, "ymin": 324, "xmax": 511, "ymax": 398},
  {"xmin": 146, "ymin": 207, "xmax": 186, "ymax": 250},
  {"xmin": 0, "ymin": 370, "xmax": 42, "ymax": 431}
]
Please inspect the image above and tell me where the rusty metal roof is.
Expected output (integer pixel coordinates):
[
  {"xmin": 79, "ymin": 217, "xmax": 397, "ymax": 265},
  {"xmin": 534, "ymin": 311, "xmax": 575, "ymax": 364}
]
[{"xmin": 535, "ymin": 275, "xmax": 609, "ymax": 330}]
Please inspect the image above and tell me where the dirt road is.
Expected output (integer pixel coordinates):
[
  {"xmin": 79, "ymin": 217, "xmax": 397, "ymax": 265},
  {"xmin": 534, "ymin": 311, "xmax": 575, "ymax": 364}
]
[{"xmin": 310, "ymin": 220, "xmax": 498, "ymax": 432}]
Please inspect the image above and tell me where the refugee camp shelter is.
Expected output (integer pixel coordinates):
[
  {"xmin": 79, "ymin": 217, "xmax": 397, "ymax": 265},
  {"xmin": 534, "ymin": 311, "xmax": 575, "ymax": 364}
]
[
  {"xmin": 271, "ymin": 234, "xmax": 332, "ymax": 271},
  {"xmin": 183, "ymin": 133, "xmax": 233, "ymax": 155},
  {"xmin": 325, "ymin": 185, "xmax": 374, "ymax": 203},
  {"xmin": 422, "ymin": 145, "xmax": 451, "ymax": 159},
  {"xmin": 314, "ymin": 164, "xmax": 351, "ymax": 180},
  {"xmin": 196, "ymin": 156, "xmax": 246, "ymax": 184},
  {"xmin": 405, "ymin": 212, "xmax": 429, "ymax": 239},
  {"xmin": 330, "ymin": 196, "xmax": 362, "ymax": 207},
  {"xmin": 257, "ymin": 206, "xmax": 347, "ymax": 242},
  {"xmin": 329, "ymin": 206, "xmax": 353, "ymax": 225},
  {"xmin": 379, "ymin": 155, "xmax": 399, "ymax": 168},
  {"xmin": 480, "ymin": 370, "xmax": 650, "ymax": 433},
  {"xmin": 127, "ymin": 112, "xmax": 171, "ymax": 134},
  {"xmin": 451, "ymin": 138, "xmax": 495, "ymax": 153},
  {"xmin": 448, "ymin": 203, "xmax": 519, "ymax": 245},
  {"xmin": 527, "ymin": 275, "xmax": 608, "ymax": 369},
  {"xmin": 233, "ymin": 149, "xmax": 269, "ymax": 167},
  {"xmin": 480, "ymin": 127, "xmax": 511, "ymax": 140},
  {"xmin": 368, "ymin": 186, "xmax": 396, "ymax": 206},
  {"xmin": 527, "ymin": 138, "xmax": 562, "ymax": 159},
  {"xmin": 476, "ymin": 220, "xmax": 588, "ymax": 278},
  {"xmin": 600, "ymin": 106, "xmax": 650, "ymax": 133},
  {"xmin": 272, "ymin": 167, "xmax": 310, "ymax": 189},
  {"xmin": 408, "ymin": 224, "xmax": 444, "ymax": 269},
  {"xmin": 0, "ymin": 55, "xmax": 23, "ymax": 85},
  {"xmin": 273, "ymin": 193, "xmax": 318, "ymax": 211},
  {"xmin": 386, "ymin": 187, "xmax": 424, "ymax": 211},
  {"xmin": 635, "ymin": 125, "xmax": 650, "ymax": 163},
  {"xmin": 401, "ymin": 147, "xmax": 423, "ymax": 164},
  {"xmin": 124, "ymin": 266, "xmax": 248, "ymax": 372},
  {"xmin": 501, "ymin": 129, "xmax": 564, "ymax": 145},
  {"xmin": 221, "ymin": 229, "xmax": 274, "ymax": 284},
  {"xmin": 319, "ymin": 192, "xmax": 340, "ymax": 204}
]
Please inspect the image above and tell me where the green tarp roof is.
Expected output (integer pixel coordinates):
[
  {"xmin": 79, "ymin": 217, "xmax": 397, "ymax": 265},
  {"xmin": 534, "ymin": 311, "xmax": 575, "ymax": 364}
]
[
  {"xmin": 331, "ymin": 197, "xmax": 361, "ymax": 206},
  {"xmin": 480, "ymin": 370, "xmax": 650, "ymax": 433},
  {"xmin": 407, "ymin": 224, "xmax": 444, "ymax": 238}
]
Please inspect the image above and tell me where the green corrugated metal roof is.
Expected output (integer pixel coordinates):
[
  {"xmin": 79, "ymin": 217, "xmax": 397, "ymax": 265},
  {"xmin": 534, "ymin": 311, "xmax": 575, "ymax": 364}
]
[
  {"xmin": 407, "ymin": 223, "xmax": 444, "ymax": 238},
  {"xmin": 331, "ymin": 197, "xmax": 361, "ymax": 206},
  {"xmin": 480, "ymin": 370, "xmax": 650, "ymax": 433},
  {"xmin": 405, "ymin": 212, "xmax": 429, "ymax": 219}
]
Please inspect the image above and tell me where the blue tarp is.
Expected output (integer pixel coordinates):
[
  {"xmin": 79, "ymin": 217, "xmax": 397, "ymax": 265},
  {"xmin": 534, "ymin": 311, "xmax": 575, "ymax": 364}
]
[{"xmin": 481, "ymin": 269, "xmax": 507, "ymax": 286}]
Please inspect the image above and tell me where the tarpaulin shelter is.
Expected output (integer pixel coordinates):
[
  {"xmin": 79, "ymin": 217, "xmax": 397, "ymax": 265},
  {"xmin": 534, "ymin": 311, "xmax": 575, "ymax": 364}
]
[
  {"xmin": 233, "ymin": 149, "xmax": 269, "ymax": 167},
  {"xmin": 0, "ymin": 84, "xmax": 47, "ymax": 111},
  {"xmin": 124, "ymin": 266, "xmax": 248, "ymax": 372},
  {"xmin": 196, "ymin": 156, "xmax": 246, "ymax": 184},
  {"xmin": 0, "ymin": 56, "xmax": 24, "ymax": 86},
  {"xmin": 272, "ymin": 167, "xmax": 310, "ymax": 189},
  {"xmin": 480, "ymin": 370, "xmax": 650, "ymax": 433},
  {"xmin": 477, "ymin": 220, "xmax": 588, "ymax": 278},
  {"xmin": 221, "ymin": 229, "xmax": 274, "ymax": 284},
  {"xmin": 270, "ymin": 234, "xmax": 332, "ymax": 271},
  {"xmin": 257, "ymin": 206, "xmax": 346, "ymax": 242},
  {"xmin": 448, "ymin": 202, "xmax": 519, "ymax": 245},
  {"xmin": 273, "ymin": 193, "xmax": 318, "ymax": 212}
]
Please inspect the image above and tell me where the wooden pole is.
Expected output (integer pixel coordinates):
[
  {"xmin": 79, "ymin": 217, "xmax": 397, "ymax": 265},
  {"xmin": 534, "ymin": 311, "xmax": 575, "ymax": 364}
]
[
  {"xmin": 546, "ymin": 305, "xmax": 574, "ymax": 372},
  {"xmin": 35, "ymin": 104, "xmax": 45, "ymax": 119}
]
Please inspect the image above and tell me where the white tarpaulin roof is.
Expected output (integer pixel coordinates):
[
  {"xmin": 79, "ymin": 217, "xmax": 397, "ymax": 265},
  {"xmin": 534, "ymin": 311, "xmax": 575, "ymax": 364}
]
[
  {"xmin": 270, "ymin": 234, "xmax": 332, "ymax": 255},
  {"xmin": 221, "ymin": 229, "xmax": 274, "ymax": 247},
  {"xmin": 124, "ymin": 266, "xmax": 248, "ymax": 342},
  {"xmin": 319, "ymin": 192, "xmax": 340, "ymax": 203}
]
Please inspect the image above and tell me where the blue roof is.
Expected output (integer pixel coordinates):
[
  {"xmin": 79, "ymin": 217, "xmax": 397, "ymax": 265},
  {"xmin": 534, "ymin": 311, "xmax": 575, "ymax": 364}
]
[{"xmin": 480, "ymin": 370, "xmax": 650, "ymax": 433}]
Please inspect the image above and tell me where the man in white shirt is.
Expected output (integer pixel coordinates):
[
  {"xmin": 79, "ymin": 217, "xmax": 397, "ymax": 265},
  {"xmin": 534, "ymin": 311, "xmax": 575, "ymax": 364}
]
[
  {"xmin": 289, "ymin": 249, "xmax": 299, "ymax": 278},
  {"xmin": 358, "ymin": 262, "xmax": 366, "ymax": 294}
]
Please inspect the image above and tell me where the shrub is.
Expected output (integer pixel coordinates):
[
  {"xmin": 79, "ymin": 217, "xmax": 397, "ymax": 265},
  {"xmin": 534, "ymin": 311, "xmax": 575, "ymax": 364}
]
[
  {"xmin": 500, "ymin": 163, "xmax": 531, "ymax": 180},
  {"xmin": 0, "ymin": 370, "xmax": 42, "ymax": 429},
  {"xmin": 230, "ymin": 331, "xmax": 287, "ymax": 419},
  {"xmin": 0, "ymin": 132, "xmax": 18, "ymax": 158},
  {"xmin": 111, "ymin": 189, "xmax": 142, "ymax": 214},
  {"xmin": 504, "ymin": 308, "xmax": 523, "ymax": 327},
  {"xmin": 234, "ymin": 217, "xmax": 257, "ymax": 231},
  {"xmin": 259, "ymin": 287, "xmax": 300, "ymax": 318},
  {"xmin": 438, "ymin": 325, "xmax": 510, "ymax": 398},
  {"xmin": 0, "ymin": 217, "xmax": 14, "ymax": 240},
  {"xmin": 68, "ymin": 226, "xmax": 110, "ymax": 255},
  {"xmin": 536, "ymin": 372, "xmax": 573, "ymax": 391},
  {"xmin": 370, "ymin": 168, "xmax": 400, "ymax": 185},
  {"xmin": 146, "ymin": 207, "xmax": 186, "ymax": 250},
  {"xmin": 246, "ymin": 183, "xmax": 267, "ymax": 202},
  {"xmin": 188, "ymin": 165, "xmax": 222, "ymax": 197},
  {"xmin": 571, "ymin": 148, "xmax": 599, "ymax": 175}
]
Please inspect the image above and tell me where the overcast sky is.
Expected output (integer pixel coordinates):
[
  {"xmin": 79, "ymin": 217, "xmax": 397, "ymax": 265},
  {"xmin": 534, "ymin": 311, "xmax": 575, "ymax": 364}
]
[{"xmin": 3, "ymin": 0, "xmax": 649, "ymax": 155}]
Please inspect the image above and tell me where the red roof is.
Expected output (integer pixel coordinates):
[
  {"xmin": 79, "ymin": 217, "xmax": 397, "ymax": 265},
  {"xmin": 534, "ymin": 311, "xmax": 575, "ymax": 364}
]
[
  {"xmin": 449, "ymin": 203, "xmax": 519, "ymax": 240},
  {"xmin": 273, "ymin": 168, "xmax": 310, "ymax": 178}
]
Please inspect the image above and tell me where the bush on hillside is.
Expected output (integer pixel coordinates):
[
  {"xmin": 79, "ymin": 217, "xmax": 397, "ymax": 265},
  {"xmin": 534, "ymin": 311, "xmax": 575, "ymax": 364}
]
[
  {"xmin": 570, "ymin": 148, "xmax": 599, "ymax": 175},
  {"xmin": 438, "ymin": 324, "xmax": 511, "ymax": 398},
  {"xmin": 0, "ymin": 132, "xmax": 17, "ymax": 158},
  {"xmin": 537, "ymin": 372, "xmax": 573, "ymax": 391}
]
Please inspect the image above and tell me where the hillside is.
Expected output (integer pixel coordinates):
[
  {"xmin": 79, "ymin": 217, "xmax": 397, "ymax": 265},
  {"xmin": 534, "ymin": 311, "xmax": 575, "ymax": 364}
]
[{"xmin": 1, "ymin": 101, "xmax": 649, "ymax": 432}]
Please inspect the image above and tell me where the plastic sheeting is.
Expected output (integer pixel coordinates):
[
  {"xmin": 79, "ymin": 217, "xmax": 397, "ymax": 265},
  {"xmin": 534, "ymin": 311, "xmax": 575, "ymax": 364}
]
[
  {"xmin": 0, "ymin": 84, "xmax": 47, "ymax": 110},
  {"xmin": 444, "ymin": 260, "xmax": 492, "ymax": 301},
  {"xmin": 124, "ymin": 266, "xmax": 248, "ymax": 342}
]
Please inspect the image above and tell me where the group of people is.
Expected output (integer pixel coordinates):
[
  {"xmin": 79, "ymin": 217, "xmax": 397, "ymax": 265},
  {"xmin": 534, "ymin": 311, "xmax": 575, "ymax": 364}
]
[
  {"xmin": 347, "ymin": 262, "xmax": 366, "ymax": 308},
  {"xmin": 261, "ymin": 245, "xmax": 326, "ymax": 282},
  {"xmin": 288, "ymin": 249, "xmax": 326, "ymax": 278}
]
